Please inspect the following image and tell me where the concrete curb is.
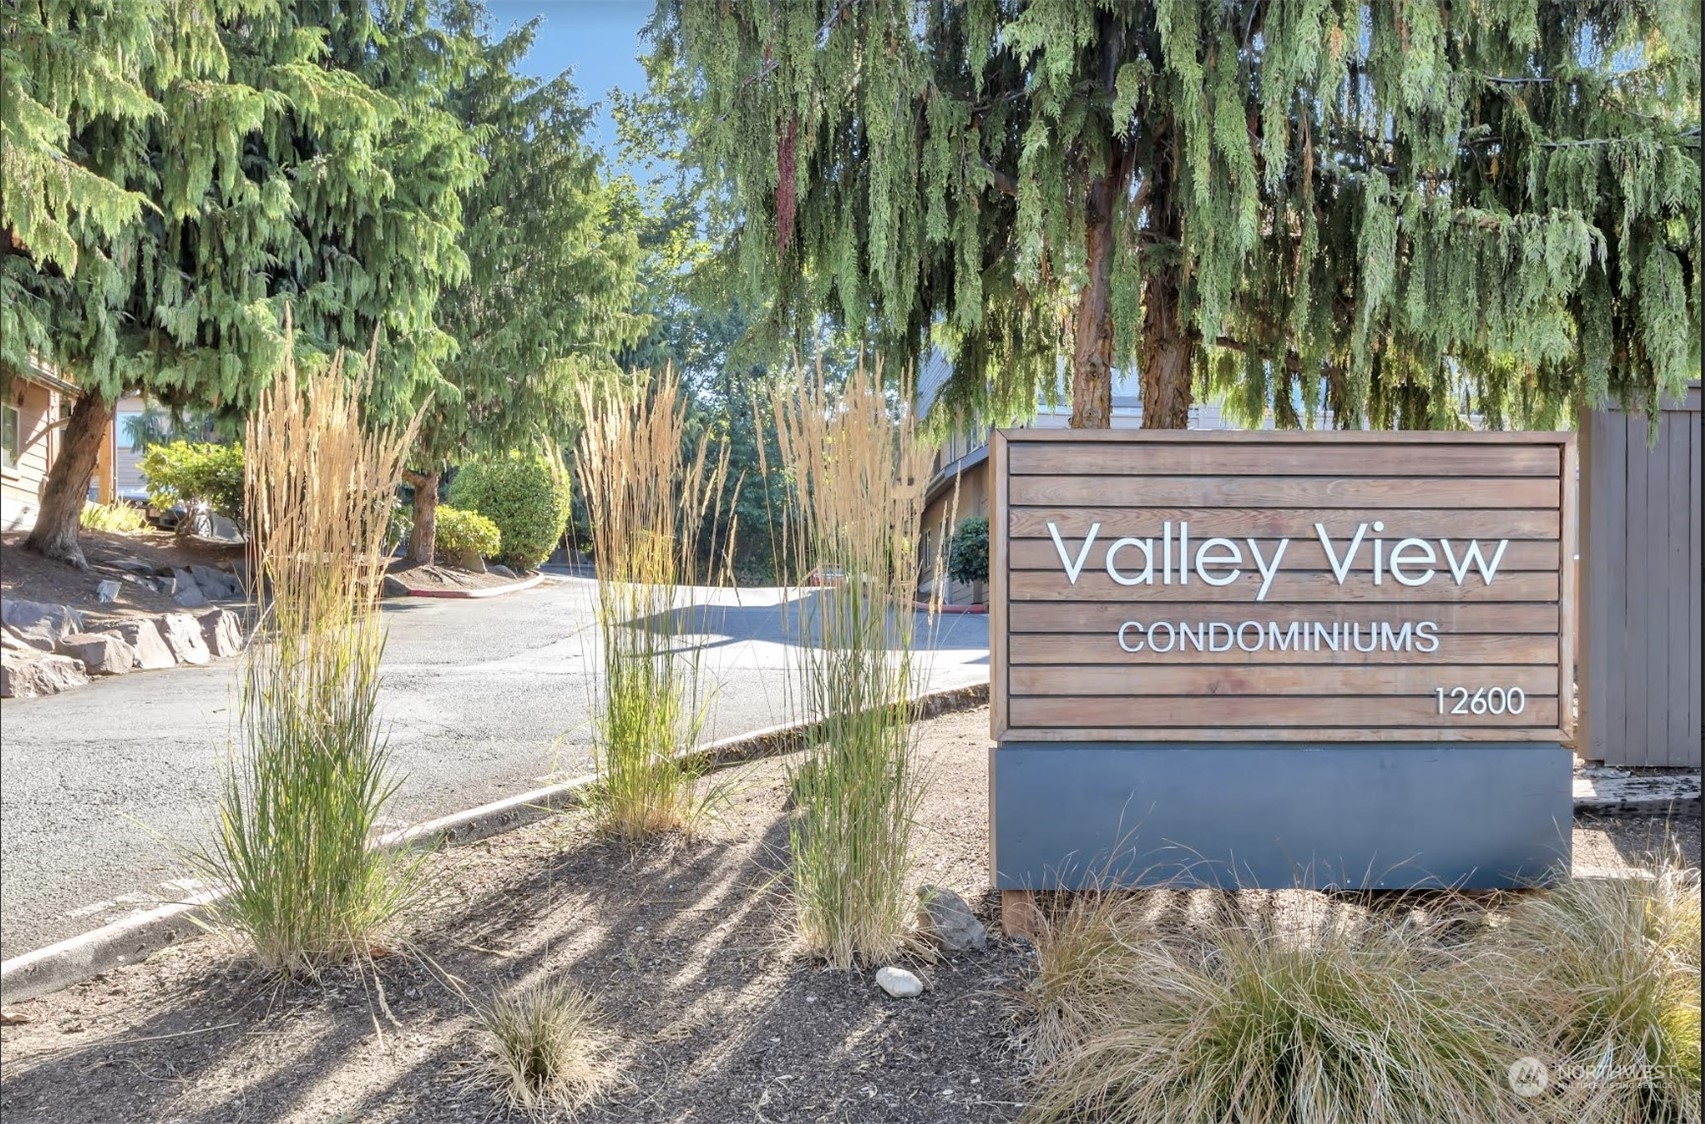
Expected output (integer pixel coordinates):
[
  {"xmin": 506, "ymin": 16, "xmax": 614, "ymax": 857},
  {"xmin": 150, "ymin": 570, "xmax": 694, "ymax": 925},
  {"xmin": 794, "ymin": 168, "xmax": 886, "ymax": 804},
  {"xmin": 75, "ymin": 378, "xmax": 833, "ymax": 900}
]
[
  {"xmin": 0, "ymin": 680, "xmax": 991, "ymax": 1005},
  {"xmin": 402, "ymin": 572, "xmax": 547, "ymax": 600}
]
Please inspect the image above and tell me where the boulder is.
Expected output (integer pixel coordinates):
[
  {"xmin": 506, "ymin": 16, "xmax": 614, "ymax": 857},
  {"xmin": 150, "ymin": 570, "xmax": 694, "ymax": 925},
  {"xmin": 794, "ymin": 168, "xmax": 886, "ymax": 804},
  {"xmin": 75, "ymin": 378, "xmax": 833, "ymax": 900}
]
[
  {"xmin": 874, "ymin": 966, "xmax": 924, "ymax": 999},
  {"xmin": 96, "ymin": 579, "xmax": 122, "ymax": 604},
  {"xmin": 916, "ymin": 885, "xmax": 988, "ymax": 953},
  {"xmin": 1, "ymin": 598, "xmax": 84, "ymax": 651},
  {"xmin": 487, "ymin": 563, "xmax": 518, "ymax": 579},
  {"xmin": 189, "ymin": 565, "xmax": 244, "ymax": 601},
  {"xmin": 155, "ymin": 613, "xmax": 211, "ymax": 665},
  {"xmin": 1, "ymin": 625, "xmax": 32, "ymax": 652},
  {"xmin": 381, "ymin": 574, "xmax": 412, "ymax": 598},
  {"xmin": 98, "ymin": 619, "xmax": 177, "ymax": 669},
  {"xmin": 55, "ymin": 632, "xmax": 136, "ymax": 676},
  {"xmin": 172, "ymin": 584, "xmax": 210, "ymax": 608},
  {"xmin": 197, "ymin": 608, "xmax": 245, "ymax": 657},
  {"xmin": 1, "ymin": 650, "xmax": 89, "ymax": 698}
]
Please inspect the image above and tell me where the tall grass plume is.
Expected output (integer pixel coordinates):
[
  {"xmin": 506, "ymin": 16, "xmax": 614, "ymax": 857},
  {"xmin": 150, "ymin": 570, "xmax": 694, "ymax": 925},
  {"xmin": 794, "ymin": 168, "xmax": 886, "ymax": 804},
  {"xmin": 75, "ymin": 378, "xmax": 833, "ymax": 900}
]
[
  {"xmin": 576, "ymin": 369, "xmax": 730, "ymax": 842},
  {"xmin": 193, "ymin": 343, "xmax": 417, "ymax": 976},
  {"xmin": 765, "ymin": 360, "xmax": 938, "ymax": 968}
]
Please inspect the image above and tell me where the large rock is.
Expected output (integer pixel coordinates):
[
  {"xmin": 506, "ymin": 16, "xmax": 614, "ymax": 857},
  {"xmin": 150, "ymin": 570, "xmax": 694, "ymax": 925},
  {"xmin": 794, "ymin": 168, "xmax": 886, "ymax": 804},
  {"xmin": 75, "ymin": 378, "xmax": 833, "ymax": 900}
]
[
  {"xmin": 100, "ymin": 619, "xmax": 177, "ymax": 669},
  {"xmin": 188, "ymin": 565, "xmax": 244, "ymax": 601},
  {"xmin": 155, "ymin": 613, "xmax": 211, "ymax": 665},
  {"xmin": 916, "ymin": 885, "xmax": 988, "ymax": 953},
  {"xmin": 1, "ymin": 625, "xmax": 32, "ymax": 652},
  {"xmin": 1, "ymin": 650, "xmax": 89, "ymax": 698},
  {"xmin": 169, "ymin": 570, "xmax": 210, "ymax": 608},
  {"xmin": 55, "ymin": 632, "xmax": 136, "ymax": 676},
  {"xmin": 380, "ymin": 574, "xmax": 412, "ymax": 598},
  {"xmin": 0, "ymin": 598, "xmax": 83, "ymax": 652},
  {"xmin": 197, "ymin": 608, "xmax": 245, "ymax": 657}
]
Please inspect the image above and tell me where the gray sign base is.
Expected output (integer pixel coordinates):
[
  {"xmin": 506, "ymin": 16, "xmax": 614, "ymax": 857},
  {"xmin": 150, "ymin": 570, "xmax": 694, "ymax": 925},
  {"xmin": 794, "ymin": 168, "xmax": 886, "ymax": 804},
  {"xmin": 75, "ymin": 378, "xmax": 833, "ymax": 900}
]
[{"xmin": 990, "ymin": 743, "xmax": 1573, "ymax": 890}]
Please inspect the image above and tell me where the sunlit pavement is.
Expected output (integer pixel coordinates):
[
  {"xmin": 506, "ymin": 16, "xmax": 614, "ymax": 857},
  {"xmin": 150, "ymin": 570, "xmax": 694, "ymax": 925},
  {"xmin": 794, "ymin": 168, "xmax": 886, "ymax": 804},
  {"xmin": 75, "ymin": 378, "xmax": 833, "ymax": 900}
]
[{"xmin": 0, "ymin": 576, "xmax": 989, "ymax": 957}]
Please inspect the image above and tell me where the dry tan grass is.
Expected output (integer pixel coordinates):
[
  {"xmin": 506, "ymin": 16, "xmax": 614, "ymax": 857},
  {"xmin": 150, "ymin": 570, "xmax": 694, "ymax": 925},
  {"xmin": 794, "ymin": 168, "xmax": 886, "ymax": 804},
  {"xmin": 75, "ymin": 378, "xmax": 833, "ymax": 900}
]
[
  {"xmin": 575, "ymin": 368, "xmax": 730, "ymax": 842},
  {"xmin": 472, "ymin": 979, "xmax": 617, "ymax": 1118},
  {"xmin": 193, "ymin": 337, "xmax": 418, "ymax": 976},
  {"xmin": 765, "ymin": 359, "xmax": 940, "ymax": 968}
]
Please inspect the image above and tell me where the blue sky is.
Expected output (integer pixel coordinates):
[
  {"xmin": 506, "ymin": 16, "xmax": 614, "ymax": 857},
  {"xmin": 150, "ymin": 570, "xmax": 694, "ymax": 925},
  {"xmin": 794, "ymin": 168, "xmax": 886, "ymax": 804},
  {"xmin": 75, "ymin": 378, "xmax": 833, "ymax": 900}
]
[{"xmin": 481, "ymin": 1, "xmax": 653, "ymax": 156}]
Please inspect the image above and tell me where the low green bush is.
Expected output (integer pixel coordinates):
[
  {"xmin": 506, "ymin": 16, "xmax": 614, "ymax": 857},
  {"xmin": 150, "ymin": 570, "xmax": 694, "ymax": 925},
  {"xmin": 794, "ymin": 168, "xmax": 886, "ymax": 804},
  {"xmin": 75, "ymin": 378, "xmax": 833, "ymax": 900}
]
[
  {"xmin": 448, "ymin": 455, "xmax": 572, "ymax": 570},
  {"xmin": 948, "ymin": 515, "xmax": 990, "ymax": 585},
  {"xmin": 139, "ymin": 440, "xmax": 245, "ymax": 522},
  {"xmin": 80, "ymin": 501, "xmax": 149, "ymax": 533},
  {"xmin": 434, "ymin": 505, "xmax": 500, "ymax": 569}
]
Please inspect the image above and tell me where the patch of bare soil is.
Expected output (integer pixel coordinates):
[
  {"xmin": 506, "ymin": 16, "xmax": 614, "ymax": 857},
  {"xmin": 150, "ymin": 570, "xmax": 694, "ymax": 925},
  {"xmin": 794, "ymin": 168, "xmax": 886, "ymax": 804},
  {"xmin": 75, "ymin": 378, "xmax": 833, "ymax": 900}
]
[
  {"xmin": 1, "ymin": 529, "xmax": 246, "ymax": 621},
  {"xmin": 387, "ymin": 560, "xmax": 531, "ymax": 593},
  {"xmin": 0, "ymin": 709, "xmax": 1031, "ymax": 1124},
  {"xmin": 1, "ymin": 706, "xmax": 1695, "ymax": 1123}
]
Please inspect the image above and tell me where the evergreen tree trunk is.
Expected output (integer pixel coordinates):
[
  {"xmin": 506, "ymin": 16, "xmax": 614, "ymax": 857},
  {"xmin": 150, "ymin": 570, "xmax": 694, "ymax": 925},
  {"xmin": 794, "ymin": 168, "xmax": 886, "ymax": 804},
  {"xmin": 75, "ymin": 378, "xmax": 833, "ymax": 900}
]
[
  {"xmin": 23, "ymin": 389, "xmax": 112, "ymax": 570},
  {"xmin": 1069, "ymin": 173, "xmax": 1116, "ymax": 429},
  {"xmin": 1138, "ymin": 264, "xmax": 1194, "ymax": 430},
  {"xmin": 404, "ymin": 469, "xmax": 439, "ymax": 565}
]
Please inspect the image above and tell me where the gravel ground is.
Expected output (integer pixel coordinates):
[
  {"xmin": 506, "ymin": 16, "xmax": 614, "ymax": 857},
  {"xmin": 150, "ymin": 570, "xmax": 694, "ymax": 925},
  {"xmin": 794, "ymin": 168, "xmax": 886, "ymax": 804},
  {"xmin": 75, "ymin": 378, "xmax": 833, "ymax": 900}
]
[{"xmin": 1, "ymin": 707, "xmax": 1695, "ymax": 1123}]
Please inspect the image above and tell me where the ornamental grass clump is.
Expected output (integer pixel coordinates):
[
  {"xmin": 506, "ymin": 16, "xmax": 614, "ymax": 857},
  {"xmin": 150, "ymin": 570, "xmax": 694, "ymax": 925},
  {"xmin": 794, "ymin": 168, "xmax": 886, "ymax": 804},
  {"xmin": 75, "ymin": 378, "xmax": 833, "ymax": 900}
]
[
  {"xmin": 1489, "ymin": 862, "xmax": 1702, "ymax": 1124},
  {"xmin": 575, "ymin": 370, "xmax": 729, "ymax": 842},
  {"xmin": 1023, "ymin": 891, "xmax": 1518, "ymax": 1124},
  {"xmin": 193, "ymin": 347, "xmax": 417, "ymax": 976},
  {"xmin": 766, "ymin": 361, "xmax": 937, "ymax": 969},
  {"xmin": 472, "ymin": 979, "xmax": 617, "ymax": 1118}
]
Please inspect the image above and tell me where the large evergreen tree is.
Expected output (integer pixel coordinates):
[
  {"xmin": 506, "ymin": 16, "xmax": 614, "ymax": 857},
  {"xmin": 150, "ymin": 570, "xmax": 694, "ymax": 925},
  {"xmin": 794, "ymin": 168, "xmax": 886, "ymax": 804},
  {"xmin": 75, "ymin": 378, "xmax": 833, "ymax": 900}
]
[
  {"xmin": 655, "ymin": 0, "xmax": 1700, "ymax": 430},
  {"xmin": 400, "ymin": 7, "xmax": 644, "ymax": 565},
  {"xmin": 2, "ymin": 0, "xmax": 478, "ymax": 566}
]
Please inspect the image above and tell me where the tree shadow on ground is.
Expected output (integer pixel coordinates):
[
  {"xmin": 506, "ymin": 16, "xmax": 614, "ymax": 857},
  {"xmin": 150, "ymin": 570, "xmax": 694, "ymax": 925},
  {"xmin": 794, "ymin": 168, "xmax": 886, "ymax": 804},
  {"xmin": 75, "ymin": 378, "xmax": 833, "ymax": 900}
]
[{"xmin": 0, "ymin": 765, "xmax": 1029, "ymax": 1124}]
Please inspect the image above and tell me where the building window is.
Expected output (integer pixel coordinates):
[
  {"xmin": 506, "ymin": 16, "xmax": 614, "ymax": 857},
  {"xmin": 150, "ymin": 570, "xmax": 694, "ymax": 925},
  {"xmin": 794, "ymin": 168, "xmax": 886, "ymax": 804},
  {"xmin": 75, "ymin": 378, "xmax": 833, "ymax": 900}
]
[{"xmin": 2, "ymin": 402, "xmax": 19, "ymax": 471}]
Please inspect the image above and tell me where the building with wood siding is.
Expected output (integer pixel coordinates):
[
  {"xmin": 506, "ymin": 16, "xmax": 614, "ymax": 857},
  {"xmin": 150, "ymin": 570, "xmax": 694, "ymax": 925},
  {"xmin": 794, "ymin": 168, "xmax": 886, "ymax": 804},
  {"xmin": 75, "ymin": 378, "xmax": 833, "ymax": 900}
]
[{"xmin": 2, "ymin": 358, "xmax": 138, "ymax": 532}]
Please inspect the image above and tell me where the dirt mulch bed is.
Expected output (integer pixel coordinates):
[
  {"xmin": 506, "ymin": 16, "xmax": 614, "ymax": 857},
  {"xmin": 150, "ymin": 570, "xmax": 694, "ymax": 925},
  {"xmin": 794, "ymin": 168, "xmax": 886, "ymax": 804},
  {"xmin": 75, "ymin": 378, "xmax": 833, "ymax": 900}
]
[
  {"xmin": 2, "ymin": 529, "xmax": 246, "ymax": 621},
  {"xmin": 386, "ymin": 560, "xmax": 533, "ymax": 594},
  {"xmin": 0, "ymin": 710, "xmax": 1031, "ymax": 1124},
  {"xmin": 1, "ymin": 707, "xmax": 1696, "ymax": 1123}
]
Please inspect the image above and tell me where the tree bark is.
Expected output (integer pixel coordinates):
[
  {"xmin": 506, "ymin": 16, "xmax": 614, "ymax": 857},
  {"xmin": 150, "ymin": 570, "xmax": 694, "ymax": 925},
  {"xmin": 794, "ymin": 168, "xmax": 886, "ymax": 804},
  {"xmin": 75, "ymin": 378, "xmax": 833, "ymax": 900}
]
[
  {"xmin": 1069, "ymin": 171, "xmax": 1117, "ymax": 429},
  {"xmin": 1138, "ymin": 264, "xmax": 1195, "ymax": 429},
  {"xmin": 404, "ymin": 469, "xmax": 439, "ymax": 565},
  {"xmin": 23, "ymin": 388, "xmax": 113, "ymax": 570}
]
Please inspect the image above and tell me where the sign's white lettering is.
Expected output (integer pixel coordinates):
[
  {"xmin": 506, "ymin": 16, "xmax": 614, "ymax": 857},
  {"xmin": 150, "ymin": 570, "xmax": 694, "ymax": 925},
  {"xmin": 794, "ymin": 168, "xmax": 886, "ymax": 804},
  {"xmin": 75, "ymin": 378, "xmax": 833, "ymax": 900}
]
[
  {"xmin": 1046, "ymin": 520, "xmax": 1509, "ymax": 601},
  {"xmin": 1116, "ymin": 619, "xmax": 1441, "ymax": 654}
]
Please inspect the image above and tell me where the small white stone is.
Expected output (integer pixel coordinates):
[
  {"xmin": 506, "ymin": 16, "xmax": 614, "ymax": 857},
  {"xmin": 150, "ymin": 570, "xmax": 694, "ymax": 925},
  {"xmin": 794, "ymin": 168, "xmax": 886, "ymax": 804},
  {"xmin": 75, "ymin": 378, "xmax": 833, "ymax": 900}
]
[{"xmin": 875, "ymin": 965, "xmax": 924, "ymax": 998}]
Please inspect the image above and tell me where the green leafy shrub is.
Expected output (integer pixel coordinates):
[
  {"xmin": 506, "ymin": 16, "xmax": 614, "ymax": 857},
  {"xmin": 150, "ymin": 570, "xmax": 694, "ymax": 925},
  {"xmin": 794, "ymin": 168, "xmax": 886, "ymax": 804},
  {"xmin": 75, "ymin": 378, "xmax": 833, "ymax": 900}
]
[
  {"xmin": 140, "ymin": 440, "xmax": 245, "ymax": 522},
  {"xmin": 80, "ymin": 501, "xmax": 149, "ymax": 533},
  {"xmin": 448, "ymin": 455, "xmax": 572, "ymax": 570},
  {"xmin": 948, "ymin": 515, "xmax": 990, "ymax": 586},
  {"xmin": 434, "ymin": 505, "xmax": 500, "ymax": 570}
]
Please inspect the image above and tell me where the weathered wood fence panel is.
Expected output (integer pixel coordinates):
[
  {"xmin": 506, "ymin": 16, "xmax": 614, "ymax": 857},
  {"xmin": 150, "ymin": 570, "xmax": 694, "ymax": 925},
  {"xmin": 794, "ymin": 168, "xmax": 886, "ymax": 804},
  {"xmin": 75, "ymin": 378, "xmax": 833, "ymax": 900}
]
[{"xmin": 1579, "ymin": 383, "xmax": 1703, "ymax": 767}]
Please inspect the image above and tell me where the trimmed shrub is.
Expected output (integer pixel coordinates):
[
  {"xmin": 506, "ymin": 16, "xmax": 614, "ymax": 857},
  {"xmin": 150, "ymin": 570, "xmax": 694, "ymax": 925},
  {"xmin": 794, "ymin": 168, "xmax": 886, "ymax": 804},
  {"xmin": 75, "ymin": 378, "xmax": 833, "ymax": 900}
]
[
  {"xmin": 139, "ymin": 440, "xmax": 246, "ymax": 522},
  {"xmin": 80, "ymin": 501, "xmax": 148, "ymax": 533},
  {"xmin": 435, "ymin": 505, "xmax": 500, "ymax": 570},
  {"xmin": 948, "ymin": 515, "xmax": 990, "ymax": 586},
  {"xmin": 448, "ymin": 455, "xmax": 572, "ymax": 570}
]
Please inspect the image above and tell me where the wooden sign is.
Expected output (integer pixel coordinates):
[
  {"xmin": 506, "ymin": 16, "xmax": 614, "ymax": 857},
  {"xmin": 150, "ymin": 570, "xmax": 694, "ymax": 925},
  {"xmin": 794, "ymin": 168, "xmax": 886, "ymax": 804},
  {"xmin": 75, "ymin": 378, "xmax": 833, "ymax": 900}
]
[{"xmin": 989, "ymin": 431, "xmax": 1576, "ymax": 744}]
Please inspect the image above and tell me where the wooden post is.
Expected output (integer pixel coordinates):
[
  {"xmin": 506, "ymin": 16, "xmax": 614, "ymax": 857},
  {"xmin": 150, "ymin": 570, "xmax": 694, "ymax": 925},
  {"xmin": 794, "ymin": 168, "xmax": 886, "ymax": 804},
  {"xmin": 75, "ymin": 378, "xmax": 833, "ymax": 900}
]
[{"xmin": 1000, "ymin": 890, "xmax": 1041, "ymax": 939}]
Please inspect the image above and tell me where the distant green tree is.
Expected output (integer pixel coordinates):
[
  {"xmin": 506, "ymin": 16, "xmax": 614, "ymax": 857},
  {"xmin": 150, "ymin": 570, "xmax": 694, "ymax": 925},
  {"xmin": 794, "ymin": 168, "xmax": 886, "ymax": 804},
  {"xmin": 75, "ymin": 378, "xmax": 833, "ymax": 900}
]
[
  {"xmin": 401, "ymin": 5, "xmax": 645, "ymax": 564},
  {"xmin": 4, "ymin": 0, "xmax": 479, "ymax": 567},
  {"xmin": 655, "ymin": 1, "xmax": 1700, "ymax": 432},
  {"xmin": 947, "ymin": 516, "xmax": 990, "ymax": 587}
]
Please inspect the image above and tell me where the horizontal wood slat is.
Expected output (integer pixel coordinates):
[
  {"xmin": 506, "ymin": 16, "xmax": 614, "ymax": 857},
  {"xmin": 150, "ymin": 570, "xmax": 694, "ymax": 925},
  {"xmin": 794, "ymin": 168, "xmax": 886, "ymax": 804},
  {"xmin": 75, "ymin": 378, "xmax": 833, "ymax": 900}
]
[
  {"xmin": 1008, "ymin": 695, "xmax": 1560, "ymax": 729},
  {"xmin": 1008, "ymin": 601, "xmax": 1561, "ymax": 635},
  {"xmin": 1009, "ymin": 633, "xmax": 1560, "ymax": 666},
  {"xmin": 1009, "ymin": 443, "xmax": 1562, "ymax": 477},
  {"xmin": 1010, "ymin": 664, "xmax": 1558, "ymax": 697},
  {"xmin": 1008, "ymin": 537, "xmax": 1560, "ymax": 572},
  {"xmin": 1010, "ymin": 476, "xmax": 1558, "ymax": 509},
  {"xmin": 1010, "ymin": 508, "xmax": 1562, "ymax": 540},
  {"xmin": 1008, "ymin": 571, "xmax": 1559, "ymax": 603}
]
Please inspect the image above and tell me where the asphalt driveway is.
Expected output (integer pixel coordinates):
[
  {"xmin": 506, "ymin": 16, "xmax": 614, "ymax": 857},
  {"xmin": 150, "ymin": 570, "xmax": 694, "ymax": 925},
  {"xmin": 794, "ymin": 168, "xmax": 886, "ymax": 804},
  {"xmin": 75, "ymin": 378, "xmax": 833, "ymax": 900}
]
[{"xmin": 0, "ymin": 578, "xmax": 989, "ymax": 957}]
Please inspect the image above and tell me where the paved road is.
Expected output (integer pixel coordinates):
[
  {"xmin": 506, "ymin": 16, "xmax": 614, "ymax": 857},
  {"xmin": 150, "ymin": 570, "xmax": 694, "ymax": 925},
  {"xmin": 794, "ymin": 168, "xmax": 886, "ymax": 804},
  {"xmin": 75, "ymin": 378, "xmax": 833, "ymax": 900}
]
[{"xmin": 0, "ymin": 578, "xmax": 989, "ymax": 957}]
